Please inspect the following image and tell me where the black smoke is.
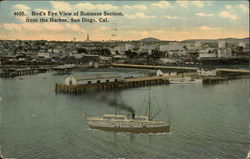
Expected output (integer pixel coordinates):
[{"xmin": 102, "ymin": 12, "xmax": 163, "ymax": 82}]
[
  {"xmin": 99, "ymin": 93, "xmax": 135, "ymax": 113},
  {"xmin": 86, "ymin": 92, "xmax": 135, "ymax": 114}
]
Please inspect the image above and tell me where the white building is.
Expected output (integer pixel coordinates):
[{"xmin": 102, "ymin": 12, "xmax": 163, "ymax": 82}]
[
  {"xmin": 197, "ymin": 68, "xmax": 217, "ymax": 76},
  {"xmin": 72, "ymin": 53, "xmax": 84, "ymax": 59},
  {"xmin": 198, "ymin": 53, "xmax": 217, "ymax": 58},
  {"xmin": 159, "ymin": 58, "xmax": 177, "ymax": 64},
  {"xmin": 156, "ymin": 70, "xmax": 177, "ymax": 77},
  {"xmin": 218, "ymin": 41, "xmax": 226, "ymax": 48},
  {"xmin": 37, "ymin": 52, "xmax": 50, "ymax": 59},
  {"xmin": 217, "ymin": 48, "xmax": 232, "ymax": 58},
  {"xmin": 198, "ymin": 48, "xmax": 217, "ymax": 58},
  {"xmin": 47, "ymin": 48, "xmax": 61, "ymax": 53},
  {"xmin": 65, "ymin": 73, "xmax": 123, "ymax": 85},
  {"xmin": 239, "ymin": 42, "xmax": 246, "ymax": 48}
]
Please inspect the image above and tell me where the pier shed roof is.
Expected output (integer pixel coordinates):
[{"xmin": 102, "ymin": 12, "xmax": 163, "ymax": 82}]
[{"xmin": 69, "ymin": 73, "xmax": 122, "ymax": 81}]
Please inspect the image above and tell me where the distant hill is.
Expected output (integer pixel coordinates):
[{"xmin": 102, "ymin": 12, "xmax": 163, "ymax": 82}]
[
  {"xmin": 182, "ymin": 37, "xmax": 249, "ymax": 43},
  {"xmin": 140, "ymin": 37, "xmax": 161, "ymax": 42}
]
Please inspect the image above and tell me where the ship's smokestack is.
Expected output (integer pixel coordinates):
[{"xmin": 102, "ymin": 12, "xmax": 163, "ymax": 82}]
[{"xmin": 131, "ymin": 111, "xmax": 135, "ymax": 119}]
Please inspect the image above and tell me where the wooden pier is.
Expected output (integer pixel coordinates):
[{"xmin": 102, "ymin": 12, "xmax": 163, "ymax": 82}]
[
  {"xmin": 112, "ymin": 63, "xmax": 250, "ymax": 74},
  {"xmin": 112, "ymin": 63, "xmax": 198, "ymax": 71},
  {"xmin": 0, "ymin": 67, "xmax": 48, "ymax": 77},
  {"xmin": 52, "ymin": 64, "xmax": 75, "ymax": 75},
  {"xmin": 55, "ymin": 76, "xmax": 170, "ymax": 94},
  {"xmin": 202, "ymin": 77, "xmax": 228, "ymax": 84}
]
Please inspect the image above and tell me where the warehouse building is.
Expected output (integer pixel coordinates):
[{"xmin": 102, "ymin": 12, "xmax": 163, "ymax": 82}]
[{"xmin": 65, "ymin": 73, "xmax": 122, "ymax": 85}]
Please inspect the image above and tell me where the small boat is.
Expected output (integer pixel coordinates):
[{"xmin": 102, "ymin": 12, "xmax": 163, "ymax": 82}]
[
  {"xmin": 247, "ymin": 150, "xmax": 250, "ymax": 159},
  {"xmin": 169, "ymin": 77, "xmax": 202, "ymax": 84},
  {"xmin": 86, "ymin": 89, "xmax": 170, "ymax": 133}
]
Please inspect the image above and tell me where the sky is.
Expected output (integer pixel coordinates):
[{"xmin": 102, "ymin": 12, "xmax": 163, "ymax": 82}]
[{"xmin": 0, "ymin": 0, "xmax": 249, "ymax": 41}]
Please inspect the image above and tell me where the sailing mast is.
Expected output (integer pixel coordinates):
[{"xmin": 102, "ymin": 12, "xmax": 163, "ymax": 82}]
[
  {"xmin": 148, "ymin": 87, "xmax": 151, "ymax": 120},
  {"xmin": 147, "ymin": 87, "xmax": 163, "ymax": 121},
  {"xmin": 115, "ymin": 91, "xmax": 117, "ymax": 116},
  {"xmin": 247, "ymin": 49, "xmax": 250, "ymax": 159}
]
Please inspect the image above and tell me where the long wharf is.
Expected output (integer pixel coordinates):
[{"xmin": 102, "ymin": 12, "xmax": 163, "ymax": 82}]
[
  {"xmin": 111, "ymin": 64, "xmax": 250, "ymax": 74},
  {"xmin": 55, "ymin": 76, "xmax": 170, "ymax": 94}
]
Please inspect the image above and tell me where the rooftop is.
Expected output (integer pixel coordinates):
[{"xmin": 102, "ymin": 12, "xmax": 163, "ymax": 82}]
[{"xmin": 69, "ymin": 73, "xmax": 122, "ymax": 81}]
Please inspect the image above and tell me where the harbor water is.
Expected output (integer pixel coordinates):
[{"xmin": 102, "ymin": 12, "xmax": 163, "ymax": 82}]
[{"xmin": 0, "ymin": 68, "xmax": 249, "ymax": 159}]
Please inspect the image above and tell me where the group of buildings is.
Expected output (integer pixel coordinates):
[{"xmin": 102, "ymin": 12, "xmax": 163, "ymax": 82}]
[{"xmin": 0, "ymin": 38, "xmax": 249, "ymax": 66}]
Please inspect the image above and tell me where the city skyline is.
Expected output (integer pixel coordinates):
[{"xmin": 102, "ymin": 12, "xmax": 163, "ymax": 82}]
[{"xmin": 0, "ymin": 1, "xmax": 249, "ymax": 41}]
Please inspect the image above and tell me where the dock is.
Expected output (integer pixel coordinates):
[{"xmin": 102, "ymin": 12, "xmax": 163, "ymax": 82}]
[
  {"xmin": 112, "ymin": 64, "xmax": 250, "ymax": 74},
  {"xmin": 52, "ymin": 64, "xmax": 75, "ymax": 75},
  {"xmin": 55, "ymin": 76, "xmax": 170, "ymax": 94},
  {"xmin": 0, "ymin": 67, "xmax": 49, "ymax": 77},
  {"xmin": 216, "ymin": 68, "xmax": 250, "ymax": 73},
  {"xmin": 0, "ymin": 64, "xmax": 90, "ymax": 77},
  {"xmin": 112, "ymin": 63, "xmax": 198, "ymax": 71},
  {"xmin": 202, "ymin": 77, "xmax": 228, "ymax": 84}
]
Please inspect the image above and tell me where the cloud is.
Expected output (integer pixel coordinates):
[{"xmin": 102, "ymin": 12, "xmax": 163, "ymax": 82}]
[
  {"xmin": 41, "ymin": 23, "xmax": 64, "ymax": 31},
  {"xmin": 225, "ymin": 5, "xmax": 232, "ymax": 10},
  {"xmin": 120, "ymin": 26, "xmax": 131, "ymax": 29},
  {"xmin": 15, "ymin": 16, "xmax": 27, "ymax": 22},
  {"xmin": 151, "ymin": 1, "xmax": 172, "ymax": 8},
  {"xmin": 197, "ymin": 26, "xmax": 221, "ymax": 31},
  {"xmin": 165, "ymin": 15, "xmax": 184, "ymax": 20},
  {"xmin": 192, "ymin": 1, "xmax": 204, "ymax": 8},
  {"xmin": 75, "ymin": 2, "xmax": 119, "ymax": 10},
  {"xmin": 176, "ymin": 1, "xmax": 207, "ymax": 8},
  {"xmin": 176, "ymin": 1, "xmax": 189, "ymax": 8},
  {"xmin": 196, "ymin": 12, "xmax": 214, "ymax": 17},
  {"xmin": 65, "ymin": 24, "xmax": 85, "ymax": 32},
  {"xmin": 3, "ymin": 23, "xmax": 22, "ymax": 32},
  {"xmin": 2, "ymin": 23, "xmax": 84, "ymax": 33},
  {"xmin": 120, "ymin": 27, "xmax": 248, "ymax": 41},
  {"xmin": 98, "ymin": 26, "xmax": 110, "ymax": 31},
  {"xmin": 225, "ymin": 4, "xmax": 248, "ymax": 12},
  {"xmin": 126, "ymin": 13, "xmax": 155, "ymax": 19},
  {"xmin": 238, "ymin": 4, "xmax": 248, "ymax": 12},
  {"xmin": 123, "ymin": 4, "xmax": 147, "ymax": 10},
  {"xmin": 1, "ymin": 22, "xmax": 248, "ymax": 41},
  {"xmin": 50, "ymin": 1, "xmax": 119, "ymax": 11},
  {"xmin": 50, "ymin": 2, "xmax": 72, "ymax": 12},
  {"xmin": 219, "ymin": 11, "xmax": 237, "ymax": 20},
  {"xmin": 13, "ymin": 4, "xmax": 30, "ymax": 11}
]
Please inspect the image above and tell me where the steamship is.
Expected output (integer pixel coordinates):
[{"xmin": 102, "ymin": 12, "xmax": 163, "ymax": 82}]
[
  {"xmin": 86, "ymin": 89, "xmax": 170, "ymax": 133},
  {"xmin": 87, "ymin": 112, "xmax": 169, "ymax": 133}
]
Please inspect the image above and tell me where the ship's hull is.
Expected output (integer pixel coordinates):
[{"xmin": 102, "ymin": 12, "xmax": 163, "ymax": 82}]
[{"xmin": 89, "ymin": 125, "xmax": 170, "ymax": 133}]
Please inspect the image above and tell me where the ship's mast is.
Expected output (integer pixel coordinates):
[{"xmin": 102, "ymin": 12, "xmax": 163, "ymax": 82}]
[
  {"xmin": 247, "ymin": 48, "xmax": 250, "ymax": 158},
  {"xmin": 115, "ymin": 91, "xmax": 117, "ymax": 116},
  {"xmin": 148, "ymin": 87, "xmax": 151, "ymax": 120}
]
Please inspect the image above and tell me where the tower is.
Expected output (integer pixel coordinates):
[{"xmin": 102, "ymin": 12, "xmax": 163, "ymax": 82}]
[{"xmin": 86, "ymin": 34, "xmax": 90, "ymax": 42}]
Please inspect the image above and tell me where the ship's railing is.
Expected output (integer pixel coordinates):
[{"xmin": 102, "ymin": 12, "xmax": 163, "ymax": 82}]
[{"xmin": 88, "ymin": 120, "xmax": 169, "ymax": 127}]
